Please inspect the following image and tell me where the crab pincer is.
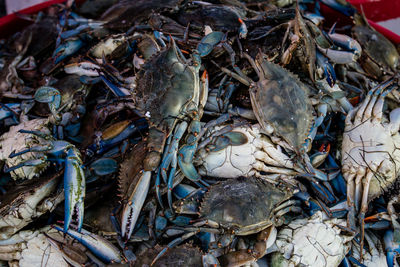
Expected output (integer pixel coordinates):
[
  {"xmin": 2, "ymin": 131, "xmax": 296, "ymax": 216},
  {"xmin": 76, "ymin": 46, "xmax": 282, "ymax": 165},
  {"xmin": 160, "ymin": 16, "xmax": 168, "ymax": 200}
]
[{"xmin": 64, "ymin": 147, "xmax": 86, "ymax": 233}]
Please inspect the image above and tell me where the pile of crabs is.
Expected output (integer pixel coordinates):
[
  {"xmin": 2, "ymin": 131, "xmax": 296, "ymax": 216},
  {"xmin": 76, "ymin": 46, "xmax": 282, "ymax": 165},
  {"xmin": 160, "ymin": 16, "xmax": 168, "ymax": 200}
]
[{"xmin": 0, "ymin": 0, "xmax": 399, "ymax": 266}]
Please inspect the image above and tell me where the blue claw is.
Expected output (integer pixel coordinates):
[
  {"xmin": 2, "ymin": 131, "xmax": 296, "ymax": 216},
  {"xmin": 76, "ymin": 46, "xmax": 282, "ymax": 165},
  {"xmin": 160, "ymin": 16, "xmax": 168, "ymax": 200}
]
[
  {"xmin": 384, "ymin": 230, "xmax": 400, "ymax": 267},
  {"xmin": 238, "ymin": 18, "xmax": 248, "ymax": 39},
  {"xmin": 178, "ymin": 142, "xmax": 201, "ymax": 182},
  {"xmin": 53, "ymin": 38, "xmax": 83, "ymax": 64},
  {"xmin": 121, "ymin": 171, "xmax": 151, "ymax": 241},
  {"xmin": 64, "ymin": 148, "xmax": 85, "ymax": 233},
  {"xmin": 319, "ymin": 0, "xmax": 356, "ymax": 17},
  {"xmin": 99, "ymin": 74, "xmax": 131, "ymax": 97},
  {"xmin": 316, "ymin": 51, "xmax": 336, "ymax": 87},
  {"xmin": 177, "ymin": 119, "xmax": 201, "ymax": 182},
  {"xmin": 53, "ymin": 225, "xmax": 124, "ymax": 263},
  {"xmin": 173, "ymin": 184, "xmax": 197, "ymax": 199},
  {"xmin": 34, "ymin": 86, "xmax": 61, "ymax": 110},
  {"xmin": 197, "ymin": 31, "xmax": 224, "ymax": 57}
]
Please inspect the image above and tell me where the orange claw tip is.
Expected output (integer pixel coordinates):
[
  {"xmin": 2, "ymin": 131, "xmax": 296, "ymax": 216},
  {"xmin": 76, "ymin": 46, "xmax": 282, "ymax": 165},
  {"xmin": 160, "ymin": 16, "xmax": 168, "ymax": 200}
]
[
  {"xmin": 349, "ymin": 96, "xmax": 360, "ymax": 106},
  {"xmin": 364, "ymin": 214, "xmax": 382, "ymax": 222},
  {"xmin": 180, "ymin": 49, "xmax": 190, "ymax": 54},
  {"xmin": 238, "ymin": 18, "xmax": 244, "ymax": 24},
  {"xmin": 319, "ymin": 143, "xmax": 331, "ymax": 153},
  {"xmin": 201, "ymin": 70, "xmax": 209, "ymax": 79}
]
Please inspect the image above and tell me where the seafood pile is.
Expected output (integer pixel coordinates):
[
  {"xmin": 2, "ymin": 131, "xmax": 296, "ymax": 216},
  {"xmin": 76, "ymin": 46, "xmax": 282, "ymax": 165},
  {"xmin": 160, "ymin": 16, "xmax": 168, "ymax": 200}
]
[{"xmin": 0, "ymin": 0, "xmax": 399, "ymax": 266}]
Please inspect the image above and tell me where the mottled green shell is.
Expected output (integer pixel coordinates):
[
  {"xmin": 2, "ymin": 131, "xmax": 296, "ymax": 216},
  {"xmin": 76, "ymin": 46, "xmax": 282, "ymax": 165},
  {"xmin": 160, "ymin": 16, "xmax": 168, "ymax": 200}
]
[
  {"xmin": 134, "ymin": 40, "xmax": 198, "ymax": 136},
  {"xmin": 250, "ymin": 56, "xmax": 314, "ymax": 153},
  {"xmin": 353, "ymin": 25, "xmax": 399, "ymax": 72},
  {"xmin": 200, "ymin": 177, "xmax": 292, "ymax": 235}
]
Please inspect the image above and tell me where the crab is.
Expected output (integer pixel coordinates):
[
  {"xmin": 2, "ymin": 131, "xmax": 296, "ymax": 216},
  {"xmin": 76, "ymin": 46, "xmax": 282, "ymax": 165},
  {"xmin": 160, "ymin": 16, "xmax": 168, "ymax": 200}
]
[
  {"xmin": 0, "ymin": 118, "xmax": 51, "ymax": 180},
  {"xmin": 352, "ymin": 14, "xmax": 399, "ymax": 79},
  {"xmin": 0, "ymin": 173, "xmax": 63, "ymax": 240},
  {"xmin": 269, "ymin": 211, "xmax": 353, "ymax": 267},
  {"xmin": 195, "ymin": 123, "xmax": 306, "ymax": 183},
  {"xmin": 221, "ymin": 52, "xmax": 328, "ymax": 180},
  {"xmin": 0, "ymin": 227, "xmax": 69, "ymax": 267},
  {"xmin": 349, "ymin": 230, "xmax": 388, "ymax": 267},
  {"xmin": 121, "ymin": 38, "xmax": 208, "ymax": 240},
  {"xmin": 169, "ymin": 177, "xmax": 296, "ymax": 266},
  {"xmin": 341, "ymin": 77, "xmax": 400, "ymax": 234},
  {"xmin": 0, "ymin": 226, "xmax": 98, "ymax": 267},
  {"xmin": 0, "ymin": 118, "xmax": 86, "ymax": 232}
]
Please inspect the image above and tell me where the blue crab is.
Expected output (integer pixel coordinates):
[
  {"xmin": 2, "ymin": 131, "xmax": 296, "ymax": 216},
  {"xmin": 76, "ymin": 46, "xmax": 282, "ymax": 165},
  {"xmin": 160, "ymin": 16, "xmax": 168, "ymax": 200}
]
[
  {"xmin": 221, "ymin": 52, "xmax": 326, "ymax": 180},
  {"xmin": 341, "ymin": 77, "xmax": 400, "ymax": 254},
  {"xmin": 166, "ymin": 177, "xmax": 297, "ymax": 266},
  {"xmin": 269, "ymin": 211, "xmax": 353, "ymax": 267},
  {"xmin": 0, "ymin": 118, "xmax": 85, "ymax": 232},
  {"xmin": 352, "ymin": 14, "xmax": 399, "ymax": 79},
  {"xmin": 0, "ymin": 173, "xmax": 63, "ymax": 240},
  {"xmin": 120, "ymin": 38, "xmax": 208, "ymax": 240},
  {"xmin": 195, "ymin": 123, "xmax": 306, "ymax": 183}
]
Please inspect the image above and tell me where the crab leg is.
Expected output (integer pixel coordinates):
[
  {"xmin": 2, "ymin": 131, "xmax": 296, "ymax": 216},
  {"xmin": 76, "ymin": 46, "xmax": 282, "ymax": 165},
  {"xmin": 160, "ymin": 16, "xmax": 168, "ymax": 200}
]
[
  {"xmin": 4, "ymin": 158, "xmax": 47, "ymax": 174},
  {"xmin": 178, "ymin": 115, "xmax": 203, "ymax": 183},
  {"xmin": 384, "ymin": 230, "xmax": 400, "ymax": 267},
  {"xmin": 151, "ymin": 231, "xmax": 197, "ymax": 265}
]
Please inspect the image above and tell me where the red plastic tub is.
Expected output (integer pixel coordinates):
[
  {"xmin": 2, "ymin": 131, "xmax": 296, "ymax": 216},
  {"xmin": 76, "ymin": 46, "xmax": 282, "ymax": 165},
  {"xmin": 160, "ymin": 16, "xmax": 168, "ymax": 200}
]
[
  {"xmin": 0, "ymin": 0, "xmax": 84, "ymax": 39},
  {"xmin": 349, "ymin": 0, "xmax": 400, "ymax": 44},
  {"xmin": 321, "ymin": 0, "xmax": 400, "ymax": 44},
  {"xmin": 0, "ymin": 0, "xmax": 398, "ymax": 44}
]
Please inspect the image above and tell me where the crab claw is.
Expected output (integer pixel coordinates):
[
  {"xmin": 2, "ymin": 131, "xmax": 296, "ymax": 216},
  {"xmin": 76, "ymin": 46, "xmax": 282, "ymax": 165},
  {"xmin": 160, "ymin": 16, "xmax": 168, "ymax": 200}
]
[
  {"xmin": 53, "ymin": 225, "xmax": 124, "ymax": 264},
  {"xmin": 64, "ymin": 147, "xmax": 85, "ymax": 233},
  {"xmin": 121, "ymin": 170, "xmax": 151, "ymax": 241},
  {"xmin": 384, "ymin": 229, "xmax": 400, "ymax": 267},
  {"xmin": 197, "ymin": 31, "xmax": 224, "ymax": 57},
  {"xmin": 319, "ymin": 0, "xmax": 356, "ymax": 17},
  {"xmin": 238, "ymin": 18, "xmax": 248, "ymax": 39},
  {"xmin": 53, "ymin": 38, "xmax": 83, "ymax": 64},
  {"xmin": 34, "ymin": 86, "xmax": 61, "ymax": 110},
  {"xmin": 316, "ymin": 51, "xmax": 336, "ymax": 87}
]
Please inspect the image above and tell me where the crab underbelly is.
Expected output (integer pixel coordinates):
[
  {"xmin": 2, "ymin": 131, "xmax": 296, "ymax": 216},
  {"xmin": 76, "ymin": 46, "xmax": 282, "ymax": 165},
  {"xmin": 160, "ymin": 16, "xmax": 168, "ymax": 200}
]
[
  {"xmin": 342, "ymin": 124, "xmax": 400, "ymax": 199},
  {"xmin": 198, "ymin": 140, "xmax": 256, "ymax": 178}
]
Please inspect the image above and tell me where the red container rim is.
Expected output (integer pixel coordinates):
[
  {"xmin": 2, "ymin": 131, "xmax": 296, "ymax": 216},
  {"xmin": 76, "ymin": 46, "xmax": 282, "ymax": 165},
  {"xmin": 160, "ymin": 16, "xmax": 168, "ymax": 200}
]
[
  {"xmin": 0, "ymin": 0, "xmax": 84, "ymax": 39},
  {"xmin": 0, "ymin": 0, "xmax": 398, "ymax": 44}
]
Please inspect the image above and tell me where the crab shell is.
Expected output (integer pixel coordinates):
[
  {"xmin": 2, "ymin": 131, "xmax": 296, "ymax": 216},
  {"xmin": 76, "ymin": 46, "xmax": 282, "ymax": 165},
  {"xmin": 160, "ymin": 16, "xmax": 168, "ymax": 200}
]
[
  {"xmin": 271, "ymin": 211, "xmax": 352, "ymax": 267},
  {"xmin": 196, "ymin": 124, "xmax": 302, "ymax": 180},
  {"xmin": 134, "ymin": 39, "xmax": 201, "ymax": 135},
  {"xmin": 249, "ymin": 54, "xmax": 314, "ymax": 154},
  {"xmin": 200, "ymin": 177, "xmax": 293, "ymax": 235},
  {"xmin": 90, "ymin": 35, "xmax": 129, "ymax": 59},
  {"xmin": 133, "ymin": 38, "xmax": 205, "ymax": 170},
  {"xmin": 0, "ymin": 227, "xmax": 88, "ymax": 266},
  {"xmin": 0, "ymin": 118, "xmax": 51, "ymax": 180},
  {"xmin": 353, "ymin": 25, "xmax": 399, "ymax": 78},
  {"xmin": 0, "ymin": 172, "xmax": 62, "ymax": 240}
]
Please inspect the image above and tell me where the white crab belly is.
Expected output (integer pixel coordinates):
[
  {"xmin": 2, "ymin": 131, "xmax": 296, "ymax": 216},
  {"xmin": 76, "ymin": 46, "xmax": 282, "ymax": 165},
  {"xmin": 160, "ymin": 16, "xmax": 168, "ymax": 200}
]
[
  {"xmin": 276, "ymin": 213, "xmax": 349, "ymax": 267},
  {"xmin": 19, "ymin": 234, "xmax": 68, "ymax": 267},
  {"xmin": 198, "ymin": 139, "xmax": 256, "ymax": 178},
  {"xmin": 342, "ymin": 122, "xmax": 400, "ymax": 197},
  {"xmin": 0, "ymin": 119, "xmax": 50, "ymax": 180}
]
